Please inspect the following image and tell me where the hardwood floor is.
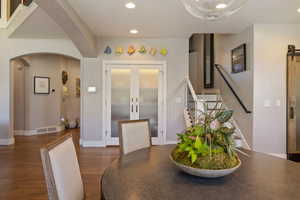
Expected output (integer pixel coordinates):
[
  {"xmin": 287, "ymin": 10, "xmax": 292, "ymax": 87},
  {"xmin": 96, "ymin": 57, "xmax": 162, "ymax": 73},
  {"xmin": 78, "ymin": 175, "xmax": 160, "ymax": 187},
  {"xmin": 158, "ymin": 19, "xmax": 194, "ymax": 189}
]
[{"xmin": 0, "ymin": 129, "xmax": 119, "ymax": 200}]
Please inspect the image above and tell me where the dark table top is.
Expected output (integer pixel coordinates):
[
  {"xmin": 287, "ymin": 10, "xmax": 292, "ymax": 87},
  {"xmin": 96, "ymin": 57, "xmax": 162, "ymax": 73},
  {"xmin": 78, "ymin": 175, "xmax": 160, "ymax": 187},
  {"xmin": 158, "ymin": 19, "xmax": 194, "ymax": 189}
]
[{"xmin": 101, "ymin": 145, "xmax": 300, "ymax": 200}]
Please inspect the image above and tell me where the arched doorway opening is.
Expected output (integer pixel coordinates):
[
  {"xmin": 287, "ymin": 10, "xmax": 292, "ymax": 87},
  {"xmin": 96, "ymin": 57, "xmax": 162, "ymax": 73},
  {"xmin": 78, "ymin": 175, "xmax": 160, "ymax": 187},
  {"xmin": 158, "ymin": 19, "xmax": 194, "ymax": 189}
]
[{"xmin": 10, "ymin": 53, "xmax": 81, "ymax": 138}]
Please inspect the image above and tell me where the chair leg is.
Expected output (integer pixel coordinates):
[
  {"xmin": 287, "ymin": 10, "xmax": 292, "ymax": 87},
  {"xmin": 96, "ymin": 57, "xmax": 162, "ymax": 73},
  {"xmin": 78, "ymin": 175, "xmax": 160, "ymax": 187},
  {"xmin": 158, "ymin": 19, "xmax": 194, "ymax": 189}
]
[{"xmin": 100, "ymin": 174, "xmax": 106, "ymax": 200}]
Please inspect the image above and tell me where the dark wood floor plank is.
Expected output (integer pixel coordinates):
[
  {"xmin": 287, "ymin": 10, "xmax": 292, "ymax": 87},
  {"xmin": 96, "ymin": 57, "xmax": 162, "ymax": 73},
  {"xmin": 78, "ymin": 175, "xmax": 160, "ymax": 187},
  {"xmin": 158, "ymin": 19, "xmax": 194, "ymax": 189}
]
[{"xmin": 0, "ymin": 129, "xmax": 119, "ymax": 200}]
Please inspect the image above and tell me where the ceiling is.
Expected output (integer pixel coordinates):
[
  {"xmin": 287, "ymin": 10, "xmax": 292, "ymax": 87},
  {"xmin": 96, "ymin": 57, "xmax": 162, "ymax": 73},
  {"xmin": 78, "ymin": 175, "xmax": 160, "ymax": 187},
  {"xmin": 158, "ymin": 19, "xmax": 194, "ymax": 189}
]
[{"xmin": 66, "ymin": 0, "xmax": 300, "ymax": 38}]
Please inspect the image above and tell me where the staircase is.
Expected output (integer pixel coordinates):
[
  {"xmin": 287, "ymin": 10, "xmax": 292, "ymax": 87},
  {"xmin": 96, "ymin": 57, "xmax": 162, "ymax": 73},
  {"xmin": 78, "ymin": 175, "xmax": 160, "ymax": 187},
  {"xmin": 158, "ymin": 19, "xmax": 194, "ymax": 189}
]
[
  {"xmin": 197, "ymin": 93, "xmax": 244, "ymax": 148},
  {"xmin": 184, "ymin": 78, "xmax": 248, "ymax": 149}
]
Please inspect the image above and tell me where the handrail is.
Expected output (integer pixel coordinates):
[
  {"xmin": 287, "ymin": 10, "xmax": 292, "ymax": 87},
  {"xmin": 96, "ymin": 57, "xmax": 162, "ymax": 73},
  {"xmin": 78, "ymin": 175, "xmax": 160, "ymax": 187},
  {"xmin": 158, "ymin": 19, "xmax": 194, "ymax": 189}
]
[
  {"xmin": 186, "ymin": 77, "xmax": 198, "ymax": 103},
  {"xmin": 215, "ymin": 64, "xmax": 252, "ymax": 114}
]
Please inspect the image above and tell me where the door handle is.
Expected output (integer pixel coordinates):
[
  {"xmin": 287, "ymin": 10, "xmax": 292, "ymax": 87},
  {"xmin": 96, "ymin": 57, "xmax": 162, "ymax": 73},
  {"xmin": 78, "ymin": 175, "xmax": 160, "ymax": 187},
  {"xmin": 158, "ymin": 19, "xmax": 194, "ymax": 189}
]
[{"xmin": 290, "ymin": 107, "xmax": 295, "ymax": 119}]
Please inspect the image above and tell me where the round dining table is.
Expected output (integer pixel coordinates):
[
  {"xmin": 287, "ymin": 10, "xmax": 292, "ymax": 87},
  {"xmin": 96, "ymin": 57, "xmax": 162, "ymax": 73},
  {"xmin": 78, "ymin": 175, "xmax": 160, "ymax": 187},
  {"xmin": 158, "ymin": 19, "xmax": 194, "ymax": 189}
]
[{"xmin": 101, "ymin": 145, "xmax": 300, "ymax": 200}]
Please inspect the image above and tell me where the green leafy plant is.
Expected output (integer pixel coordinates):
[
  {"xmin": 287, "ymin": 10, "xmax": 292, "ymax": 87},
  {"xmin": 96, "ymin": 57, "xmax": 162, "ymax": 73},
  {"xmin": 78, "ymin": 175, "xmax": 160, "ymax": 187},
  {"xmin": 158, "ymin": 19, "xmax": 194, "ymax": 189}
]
[{"xmin": 172, "ymin": 103, "xmax": 240, "ymax": 170}]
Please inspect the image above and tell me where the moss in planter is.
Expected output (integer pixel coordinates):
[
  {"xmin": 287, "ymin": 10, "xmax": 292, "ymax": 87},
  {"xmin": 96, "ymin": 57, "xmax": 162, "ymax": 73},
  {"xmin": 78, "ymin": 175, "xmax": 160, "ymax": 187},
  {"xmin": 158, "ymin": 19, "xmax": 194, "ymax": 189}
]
[{"xmin": 171, "ymin": 146, "xmax": 239, "ymax": 170}]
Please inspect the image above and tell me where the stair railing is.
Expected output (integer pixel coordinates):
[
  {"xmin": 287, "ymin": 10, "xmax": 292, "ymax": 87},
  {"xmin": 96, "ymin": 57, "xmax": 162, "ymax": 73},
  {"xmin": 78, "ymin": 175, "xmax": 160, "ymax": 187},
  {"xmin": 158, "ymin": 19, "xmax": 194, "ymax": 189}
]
[
  {"xmin": 185, "ymin": 77, "xmax": 206, "ymax": 124},
  {"xmin": 215, "ymin": 64, "xmax": 252, "ymax": 114}
]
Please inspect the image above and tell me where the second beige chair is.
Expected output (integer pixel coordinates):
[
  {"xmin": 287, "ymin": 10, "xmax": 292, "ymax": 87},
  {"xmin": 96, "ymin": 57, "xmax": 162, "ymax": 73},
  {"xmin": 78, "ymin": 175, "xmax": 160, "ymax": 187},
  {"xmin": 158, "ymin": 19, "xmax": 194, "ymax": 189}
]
[
  {"xmin": 40, "ymin": 134, "xmax": 85, "ymax": 200},
  {"xmin": 118, "ymin": 119, "xmax": 152, "ymax": 155}
]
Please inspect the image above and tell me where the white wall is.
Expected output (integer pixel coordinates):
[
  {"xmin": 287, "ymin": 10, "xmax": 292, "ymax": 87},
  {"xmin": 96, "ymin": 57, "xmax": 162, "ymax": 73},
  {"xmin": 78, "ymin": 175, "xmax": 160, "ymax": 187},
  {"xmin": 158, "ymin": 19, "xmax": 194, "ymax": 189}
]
[
  {"xmin": 80, "ymin": 38, "xmax": 189, "ymax": 144},
  {"xmin": 253, "ymin": 24, "xmax": 300, "ymax": 154},
  {"xmin": 24, "ymin": 54, "xmax": 63, "ymax": 130},
  {"xmin": 215, "ymin": 26, "xmax": 254, "ymax": 147}
]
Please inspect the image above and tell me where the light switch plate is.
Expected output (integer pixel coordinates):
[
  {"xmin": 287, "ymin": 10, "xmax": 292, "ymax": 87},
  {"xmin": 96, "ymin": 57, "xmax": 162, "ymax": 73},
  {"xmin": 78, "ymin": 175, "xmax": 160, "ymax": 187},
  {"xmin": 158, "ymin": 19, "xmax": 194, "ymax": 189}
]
[
  {"xmin": 87, "ymin": 86, "xmax": 97, "ymax": 93},
  {"xmin": 264, "ymin": 100, "xmax": 271, "ymax": 107}
]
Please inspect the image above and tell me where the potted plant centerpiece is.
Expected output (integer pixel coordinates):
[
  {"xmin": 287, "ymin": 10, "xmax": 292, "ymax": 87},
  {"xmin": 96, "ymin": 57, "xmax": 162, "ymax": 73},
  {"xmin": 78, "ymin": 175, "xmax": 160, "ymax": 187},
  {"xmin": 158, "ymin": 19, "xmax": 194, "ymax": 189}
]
[{"xmin": 170, "ymin": 106, "xmax": 241, "ymax": 178}]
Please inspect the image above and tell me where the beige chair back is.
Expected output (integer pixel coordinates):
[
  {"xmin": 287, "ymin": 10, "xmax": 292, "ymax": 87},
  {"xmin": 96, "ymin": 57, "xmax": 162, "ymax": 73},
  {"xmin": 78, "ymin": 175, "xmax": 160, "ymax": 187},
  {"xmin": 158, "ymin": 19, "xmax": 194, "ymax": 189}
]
[
  {"xmin": 40, "ymin": 134, "xmax": 85, "ymax": 200},
  {"xmin": 119, "ymin": 119, "xmax": 152, "ymax": 155}
]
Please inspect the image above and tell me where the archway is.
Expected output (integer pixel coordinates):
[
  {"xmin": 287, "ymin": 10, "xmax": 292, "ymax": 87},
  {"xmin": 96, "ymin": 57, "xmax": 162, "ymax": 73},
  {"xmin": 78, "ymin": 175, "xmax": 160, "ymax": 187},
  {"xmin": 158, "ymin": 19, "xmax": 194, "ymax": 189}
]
[{"xmin": 10, "ymin": 53, "xmax": 82, "ymax": 139}]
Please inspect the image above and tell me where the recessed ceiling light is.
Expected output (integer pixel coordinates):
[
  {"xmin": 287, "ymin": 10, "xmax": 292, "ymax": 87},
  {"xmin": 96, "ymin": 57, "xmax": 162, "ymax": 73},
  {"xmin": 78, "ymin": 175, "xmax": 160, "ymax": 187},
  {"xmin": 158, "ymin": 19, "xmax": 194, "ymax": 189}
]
[
  {"xmin": 130, "ymin": 29, "xmax": 139, "ymax": 34},
  {"xmin": 216, "ymin": 3, "xmax": 227, "ymax": 9},
  {"xmin": 298, "ymin": 8, "xmax": 300, "ymax": 13},
  {"xmin": 125, "ymin": 2, "xmax": 136, "ymax": 9}
]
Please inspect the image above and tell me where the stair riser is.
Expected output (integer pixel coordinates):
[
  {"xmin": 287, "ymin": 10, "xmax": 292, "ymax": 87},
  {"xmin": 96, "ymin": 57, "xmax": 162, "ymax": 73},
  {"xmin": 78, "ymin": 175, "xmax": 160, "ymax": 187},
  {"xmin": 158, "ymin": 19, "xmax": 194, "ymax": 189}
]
[
  {"xmin": 197, "ymin": 95, "xmax": 219, "ymax": 102},
  {"xmin": 207, "ymin": 102, "xmax": 224, "ymax": 109}
]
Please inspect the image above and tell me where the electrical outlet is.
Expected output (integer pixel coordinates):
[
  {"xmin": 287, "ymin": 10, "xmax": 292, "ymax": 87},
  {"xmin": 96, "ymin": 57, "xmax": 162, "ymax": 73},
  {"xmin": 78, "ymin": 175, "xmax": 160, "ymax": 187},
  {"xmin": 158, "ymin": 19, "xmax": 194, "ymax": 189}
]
[{"xmin": 276, "ymin": 100, "xmax": 281, "ymax": 107}]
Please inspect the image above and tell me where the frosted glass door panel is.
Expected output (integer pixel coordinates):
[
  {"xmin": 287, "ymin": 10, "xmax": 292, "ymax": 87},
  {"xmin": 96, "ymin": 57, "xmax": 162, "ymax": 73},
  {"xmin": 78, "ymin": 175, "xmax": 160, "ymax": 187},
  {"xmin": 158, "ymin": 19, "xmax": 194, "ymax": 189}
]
[
  {"xmin": 138, "ymin": 69, "xmax": 159, "ymax": 137},
  {"xmin": 111, "ymin": 69, "xmax": 131, "ymax": 137}
]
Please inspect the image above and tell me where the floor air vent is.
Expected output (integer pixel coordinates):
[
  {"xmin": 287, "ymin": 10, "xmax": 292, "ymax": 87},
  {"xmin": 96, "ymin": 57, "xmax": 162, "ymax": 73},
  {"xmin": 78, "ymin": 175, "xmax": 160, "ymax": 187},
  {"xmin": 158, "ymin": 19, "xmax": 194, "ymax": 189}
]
[
  {"xmin": 36, "ymin": 128, "xmax": 48, "ymax": 133},
  {"xmin": 48, "ymin": 127, "xmax": 57, "ymax": 132}
]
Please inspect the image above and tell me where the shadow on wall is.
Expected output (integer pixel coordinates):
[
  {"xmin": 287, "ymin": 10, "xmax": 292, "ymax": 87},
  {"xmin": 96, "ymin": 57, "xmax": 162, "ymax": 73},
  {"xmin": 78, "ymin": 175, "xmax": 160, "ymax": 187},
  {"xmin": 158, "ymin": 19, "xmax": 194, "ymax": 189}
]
[{"xmin": 10, "ymin": 53, "xmax": 81, "ymax": 136}]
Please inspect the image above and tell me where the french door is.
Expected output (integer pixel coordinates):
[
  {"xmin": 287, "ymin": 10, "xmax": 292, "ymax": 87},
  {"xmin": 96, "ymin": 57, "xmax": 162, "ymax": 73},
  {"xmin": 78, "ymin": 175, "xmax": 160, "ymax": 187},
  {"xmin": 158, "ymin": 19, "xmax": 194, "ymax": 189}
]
[{"xmin": 104, "ymin": 63, "xmax": 166, "ymax": 145}]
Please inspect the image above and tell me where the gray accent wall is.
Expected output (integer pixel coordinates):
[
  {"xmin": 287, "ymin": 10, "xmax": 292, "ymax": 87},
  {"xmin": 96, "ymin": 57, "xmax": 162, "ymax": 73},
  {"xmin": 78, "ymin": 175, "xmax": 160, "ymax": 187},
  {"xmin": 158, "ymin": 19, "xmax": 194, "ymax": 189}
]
[
  {"xmin": 215, "ymin": 27, "xmax": 254, "ymax": 148},
  {"xmin": 0, "ymin": 32, "xmax": 189, "ymax": 145}
]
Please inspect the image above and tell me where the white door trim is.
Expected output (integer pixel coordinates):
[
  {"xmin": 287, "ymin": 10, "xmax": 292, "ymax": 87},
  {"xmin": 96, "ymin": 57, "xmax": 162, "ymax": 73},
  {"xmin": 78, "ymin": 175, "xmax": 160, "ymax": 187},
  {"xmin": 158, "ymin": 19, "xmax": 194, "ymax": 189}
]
[{"xmin": 102, "ymin": 60, "xmax": 167, "ymax": 146}]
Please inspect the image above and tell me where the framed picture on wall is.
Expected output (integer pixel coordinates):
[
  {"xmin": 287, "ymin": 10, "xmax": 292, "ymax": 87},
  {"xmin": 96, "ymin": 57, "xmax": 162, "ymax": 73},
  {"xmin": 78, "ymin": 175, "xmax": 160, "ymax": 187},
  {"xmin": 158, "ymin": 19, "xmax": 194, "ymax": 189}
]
[
  {"xmin": 231, "ymin": 43, "xmax": 246, "ymax": 74},
  {"xmin": 34, "ymin": 76, "xmax": 50, "ymax": 94}
]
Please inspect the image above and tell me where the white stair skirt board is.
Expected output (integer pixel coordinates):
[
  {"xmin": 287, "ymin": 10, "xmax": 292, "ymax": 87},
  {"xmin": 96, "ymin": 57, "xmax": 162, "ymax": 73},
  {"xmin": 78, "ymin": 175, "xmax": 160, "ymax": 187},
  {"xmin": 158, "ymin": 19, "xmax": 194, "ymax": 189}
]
[
  {"xmin": 79, "ymin": 139, "xmax": 106, "ymax": 147},
  {"xmin": 0, "ymin": 137, "xmax": 15, "ymax": 145},
  {"xmin": 14, "ymin": 125, "xmax": 65, "ymax": 136},
  {"xmin": 268, "ymin": 153, "xmax": 287, "ymax": 159}
]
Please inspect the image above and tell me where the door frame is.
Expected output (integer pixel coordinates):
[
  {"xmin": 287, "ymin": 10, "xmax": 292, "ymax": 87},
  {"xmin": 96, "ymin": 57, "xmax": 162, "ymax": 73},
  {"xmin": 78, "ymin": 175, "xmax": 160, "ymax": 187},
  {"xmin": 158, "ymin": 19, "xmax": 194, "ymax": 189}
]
[{"xmin": 102, "ymin": 60, "xmax": 167, "ymax": 146}]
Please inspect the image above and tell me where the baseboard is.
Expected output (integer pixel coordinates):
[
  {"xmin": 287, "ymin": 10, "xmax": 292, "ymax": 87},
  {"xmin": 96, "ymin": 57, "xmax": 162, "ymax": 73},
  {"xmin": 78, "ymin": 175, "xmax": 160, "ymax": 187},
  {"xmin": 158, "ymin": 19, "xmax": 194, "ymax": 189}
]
[
  {"xmin": 0, "ymin": 137, "xmax": 15, "ymax": 145},
  {"xmin": 80, "ymin": 139, "xmax": 106, "ymax": 147},
  {"xmin": 269, "ymin": 153, "xmax": 287, "ymax": 159},
  {"xmin": 165, "ymin": 140, "xmax": 178, "ymax": 145},
  {"xmin": 14, "ymin": 125, "xmax": 65, "ymax": 136}
]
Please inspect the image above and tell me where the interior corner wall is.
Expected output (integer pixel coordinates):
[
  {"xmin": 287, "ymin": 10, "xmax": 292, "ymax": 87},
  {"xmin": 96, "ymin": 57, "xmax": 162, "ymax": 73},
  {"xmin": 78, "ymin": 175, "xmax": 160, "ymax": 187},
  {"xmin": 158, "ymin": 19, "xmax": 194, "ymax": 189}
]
[
  {"xmin": 80, "ymin": 38, "xmax": 189, "ymax": 143},
  {"xmin": 189, "ymin": 34, "xmax": 204, "ymax": 93},
  {"xmin": 60, "ymin": 57, "xmax": 81, "ymax": 123},
  {"xmin": 253, "ymin": 24, "xmax": 300, "ymax": 154},
  {"xmin": 214, "ymin": 26, "xmax": 254, "ymax": 148},
  {"xmin": 12, "ymin": 60, "xmax": 26, "ymax": 131}
]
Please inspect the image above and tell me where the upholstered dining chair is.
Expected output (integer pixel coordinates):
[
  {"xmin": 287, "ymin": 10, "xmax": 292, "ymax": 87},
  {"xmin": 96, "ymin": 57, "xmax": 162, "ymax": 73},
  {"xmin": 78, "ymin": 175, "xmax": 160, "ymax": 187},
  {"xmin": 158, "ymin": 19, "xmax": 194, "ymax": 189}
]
[
  {"xmin": 40, "ymin": 134, "xmax": 85, "ymax": 200},
  {"xmin": 118, "ymin": 119, "xmax": 152, "ymax": 155}
]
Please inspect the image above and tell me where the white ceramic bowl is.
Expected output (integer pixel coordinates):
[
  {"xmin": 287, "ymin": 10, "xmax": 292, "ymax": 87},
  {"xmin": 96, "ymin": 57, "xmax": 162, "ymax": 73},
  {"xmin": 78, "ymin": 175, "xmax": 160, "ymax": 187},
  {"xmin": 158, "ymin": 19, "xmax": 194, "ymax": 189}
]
[{"xmin": 170, "ymin": 155, "xmax": 241, "ymax": 178}]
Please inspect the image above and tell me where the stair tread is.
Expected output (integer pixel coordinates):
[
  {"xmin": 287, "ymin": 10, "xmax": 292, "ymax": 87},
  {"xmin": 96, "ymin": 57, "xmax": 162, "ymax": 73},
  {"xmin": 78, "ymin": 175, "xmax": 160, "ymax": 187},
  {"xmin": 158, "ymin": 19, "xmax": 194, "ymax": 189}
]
[{"xmin": 197, "ymin": 88, "xmax": 221, "ymax": 94}]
